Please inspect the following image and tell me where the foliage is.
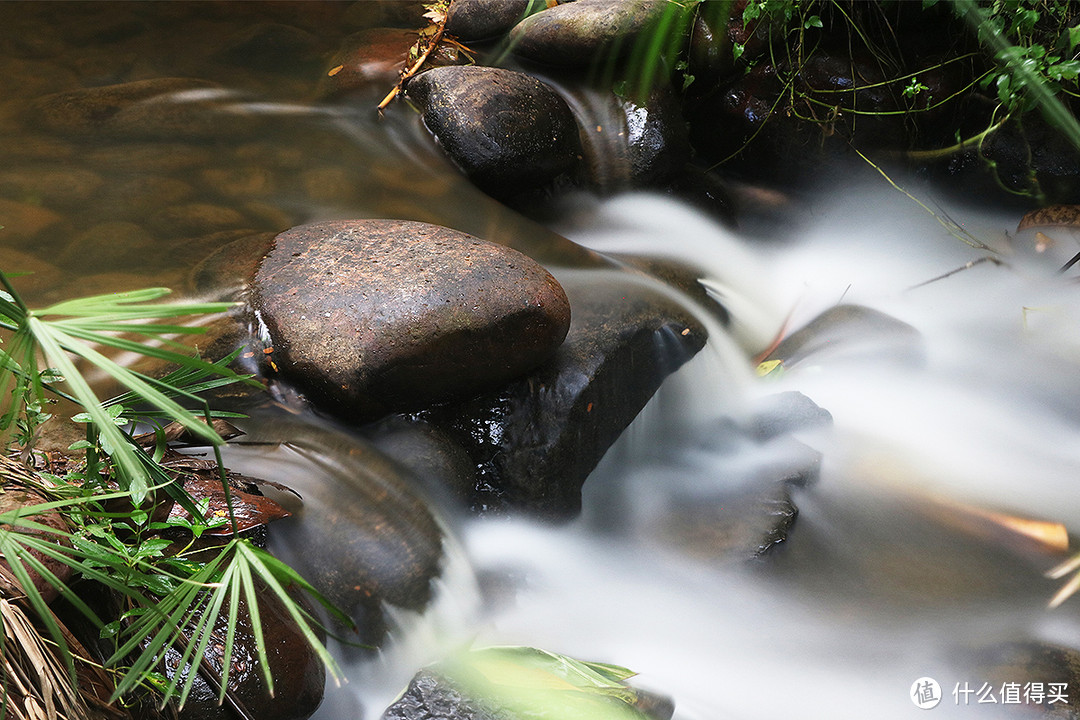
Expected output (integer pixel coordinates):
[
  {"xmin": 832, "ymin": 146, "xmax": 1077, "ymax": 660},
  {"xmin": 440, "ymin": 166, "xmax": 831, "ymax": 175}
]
[
  {"xmin": 0, "ymin": 272, "xmax": 350, "ymax": 715},
  {"xmin": 437, "ymin": 646, "xmax": 652, "ymax": 720}
]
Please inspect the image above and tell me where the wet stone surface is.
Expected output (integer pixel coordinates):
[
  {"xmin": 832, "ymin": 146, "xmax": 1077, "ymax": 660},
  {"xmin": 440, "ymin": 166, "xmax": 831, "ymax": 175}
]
[
  {"xmin": 508, "ymin": 0, "xmax": 672, "ymax": 67},
  {"xmin": 404, "ymin": 65, "xmax": 582, "ymax": 198},
  {"xmin": 252, "ymin": 219, "xmax": 572, "ymax": 422}
]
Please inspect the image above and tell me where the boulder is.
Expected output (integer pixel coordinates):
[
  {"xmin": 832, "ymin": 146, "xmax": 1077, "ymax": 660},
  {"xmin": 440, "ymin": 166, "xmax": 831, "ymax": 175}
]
[
  {"xmin": 445, "ymin": 0, "xmax": 534, "ymax": 41},
  {"xmin": 404, "ymin": 66, "xmax": 582, "ymax": 198},
  {"xmin": 251, "ymin": 219, "xmax": 571, "ymax": 421},
  {"xmin": 408, "ymin": 268, "xmax": 707, "ymax": 519},
  {"xmin": 508, "ymin": 0, "xmax": 674, "ymax": 67}
]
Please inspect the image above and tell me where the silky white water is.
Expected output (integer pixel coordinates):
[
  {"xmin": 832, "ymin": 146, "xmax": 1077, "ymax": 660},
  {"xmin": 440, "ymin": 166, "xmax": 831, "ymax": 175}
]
[{"xmin": 241, "ymin": 175, "xmax": 1080, "ymax": 720}]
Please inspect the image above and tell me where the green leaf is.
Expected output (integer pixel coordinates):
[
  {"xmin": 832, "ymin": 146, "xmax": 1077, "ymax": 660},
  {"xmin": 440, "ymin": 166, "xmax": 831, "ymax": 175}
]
[
  {"xmin": 1069, "ymin": 25, "xmax": 1080, "ymax": 51},
  {"xmin": 804, "ymin": 15, "xmax": 823, "ymax": 29}
]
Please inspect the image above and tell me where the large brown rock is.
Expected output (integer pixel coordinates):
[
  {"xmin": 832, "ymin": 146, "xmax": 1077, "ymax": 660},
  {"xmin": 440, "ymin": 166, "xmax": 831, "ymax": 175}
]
[{"xmin": 252, "ymin": 220, "xmax": 571, "ymax": 420}]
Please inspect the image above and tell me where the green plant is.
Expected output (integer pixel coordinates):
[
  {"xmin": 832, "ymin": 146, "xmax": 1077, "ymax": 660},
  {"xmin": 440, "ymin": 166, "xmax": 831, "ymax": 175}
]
[{"xmin": 0, "ymin": 272, "xmax": 350, "ymax": 715}]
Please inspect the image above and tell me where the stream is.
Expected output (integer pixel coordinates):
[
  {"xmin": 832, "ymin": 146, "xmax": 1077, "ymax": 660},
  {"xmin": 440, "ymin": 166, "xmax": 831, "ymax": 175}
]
[{"xmin": 3, "ymin": 3, "xmax": 1080, "ymax": 719}]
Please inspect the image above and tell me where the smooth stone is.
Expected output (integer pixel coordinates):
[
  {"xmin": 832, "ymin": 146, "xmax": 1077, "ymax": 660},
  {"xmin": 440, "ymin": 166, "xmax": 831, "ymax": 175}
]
[
  {"xmin": 58, "ymin": 221, "xmax": 157, "ymax": 274},
  {"xmin": 445, "ymin": 0, "xmax": 535, "ymax": 41},
  {"xmin": 508, "ymin": 0, "xmax": 673, "ymax": 67},
  {"xmin": 199, "ymin": 166, "xmax": 278, "ymax": 200},
  {"xmin": 0, "ymin": 166, "xmax": 104, "ymax": 208},
  {"xmin": 80, "ymin": 143, "xmax": 215, "ymax": 174},
  {"xmin": 0, "ymin": 197, "xmax": 63, "ymax": 247},
  {"xmin": 320, "ymin": 28, "xmax": 467, "ymax": 98},
  {"xmin": 29, "ymin": 78, "xmax": 262, "ymax": 139},
  {"xmin": 28, "ymin": 77, "xmax": 215, "ymax": 135},
  {"xmin": 408, "ymin": 268, "xmax": 707, "ymax": 519},
  {"xmin": 655, "ymin": 481, "xmax": 800, "ymax": 562},
  {"xmin": 404, "ymin": 66, "xmax": 582, "ymax": 198},
  {"xmin": 236, "ymin": 414, "xmax": 445, "ymax": 646},
  {"xmin": 252, "ymin": 219, "xmax": 571, "ymax": 420},
  {"xmin": 149, "ymin": 202, "xmax": 248, "ymax": 238},
  {"xmin": 213, "ymin": 22, "xmax": 322, "ymax": 72}
]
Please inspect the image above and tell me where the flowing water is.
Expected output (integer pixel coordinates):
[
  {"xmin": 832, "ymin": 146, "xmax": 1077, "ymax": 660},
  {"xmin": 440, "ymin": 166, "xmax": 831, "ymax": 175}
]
[{"xmin": 3, "ymin": 4, "xmax": 1080, "ymax": 719}]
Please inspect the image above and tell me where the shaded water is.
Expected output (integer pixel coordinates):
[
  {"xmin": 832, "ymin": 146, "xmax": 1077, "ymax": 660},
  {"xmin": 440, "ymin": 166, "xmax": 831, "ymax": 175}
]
[{"xmin": 3, "ymin": 3, "xmax": 1080, "ymax": 719}]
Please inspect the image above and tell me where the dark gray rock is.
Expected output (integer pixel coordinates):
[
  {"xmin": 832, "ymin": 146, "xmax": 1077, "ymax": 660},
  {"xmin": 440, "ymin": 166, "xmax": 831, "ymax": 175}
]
[
  {"xmin": 969, "ymin": 642, "xmax": 1080, "ymax": 719},
  {"xmin": 769, "ymin": 304, "xmax": 925, "ymax": 369},
  {"xmin": 404, "ymin": 66, "xmax": 582, "ymax": 197},
  {"xmin": 239, "ymin": 413, "xmax": 446, "ymax": 646},
  {"xmin": 565, "ymin": 83, "xmax": 691, "ymax": 190},
  {"xmin": 445, "ymin": 0, "xmax": 534, "ymax": 41},
  {"xmin": 508, "ymin": 0, "xmax": 674, "ymax": 67},
  {"xmin": 252, "ymin": 220, "xmax": 572, "ymax": 421},
  {"xmin": 408, "ymin": 268, "xmax": 707, "ymax": 519}
]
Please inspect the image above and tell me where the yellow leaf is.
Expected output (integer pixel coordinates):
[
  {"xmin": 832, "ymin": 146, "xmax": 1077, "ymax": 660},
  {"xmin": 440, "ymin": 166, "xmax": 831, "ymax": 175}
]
[{"xmin": 756, "ymin": 359, "xmax": 784, "ymax": 377}]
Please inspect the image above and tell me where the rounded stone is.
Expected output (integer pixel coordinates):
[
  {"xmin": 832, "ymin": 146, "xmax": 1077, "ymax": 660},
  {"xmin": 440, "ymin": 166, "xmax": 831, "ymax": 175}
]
[
  {"xmin": 403, "ymin": 65, "xmax": 581, "ymax": 197},
  {"xmin": 445, "ymin": 0, "xmax": 533, "ymax": 41},
  {"xmin": 252, "ymin": 219, "xmax": 571, "ymax": 420},
  {"xmin": 508, "ymin": 0, "xmax": 672, "ymax": 67}
]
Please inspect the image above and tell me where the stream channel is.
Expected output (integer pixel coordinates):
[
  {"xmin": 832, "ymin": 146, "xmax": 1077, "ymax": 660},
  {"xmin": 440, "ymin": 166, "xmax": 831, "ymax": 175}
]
[{"xmin": 3, "ymin": 3, "xmax": 1080, "ymax": 720}]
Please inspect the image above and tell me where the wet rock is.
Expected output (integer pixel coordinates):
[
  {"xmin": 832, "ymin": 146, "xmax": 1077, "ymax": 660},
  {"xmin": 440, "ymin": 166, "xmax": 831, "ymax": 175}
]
[
  {"xmin": 508, "ymin": 0, "xmax": 673, "ymax": 67},
  {"xmin": 568, "ymin": 83, "xmax": 691, "ymax": 191},
  {"xmin": 0, "ymin": 247, "xmax": 63, "ymax": 303},
  {"xmin": 404, "ymin": 66, "xmax": 581, "ymax": 198},
  {"xmin": 58, "ymin": 221, "xmax": 157, "ymax": 274},
  {"xmin": 321, "ymin": 28, "xmax": 413, "ymax": 96},
  {"xmin": 0, "ymin": 197, "xmax": 63, "ymax": 247},
  {"xmin": 188, "ymin": 231, "xmax": 275, "ymax": 297},
  {"xmin": 411, "ymin": 269, "xmax": 707, "ymax": 519},
  {"xmin": 149, "ymin": 202, "xmax": 247, "ymax": 238},
  {"xmin": 214, "ymin": 22, "xmax": 322, "ymax": 72},
  {"xmin": 199, "ymin": 166, "xmax": 278, "ymax": 200},
  {"xmin": 656, "ymin": 481, "xmax": 800, "ymax": 562},
  {"xmin": 28, "ymin": 78, "xmax": 262, "ymax": 139},
  {"xmin": 749, "ymin": 390, "xmax": 833, "ymax": 442},
  {"xmin": 445, "ymin": 0, "xmax": 534, "ymax": 42},
  {"xmin": 969, "ymin": 642, "xmax": 1080, "ymax": 718},
  {"xmin": 365, "ymin": 417, "xmax": 478, "ymax": 506},
  {"xmin": 163, "ymin": 583, "xmax": 325, "ymax": 720},
  {"xmin": 252, "ymin": 219, "xmax": 571, "ymax": 421},
  {"xmin": 0, "ymin": 166, "xmax": 104, "ymax": 208},
  {"xmin": 769, "ymin": 304, "xmax": 925, "ymax": 369},
  {"xmin": 321, "ymin": 28, "xmax": 467, "ymax": 98},
  {"xmin": 238, "ymin": 414, "xmax": 445, "ymax": 645}
]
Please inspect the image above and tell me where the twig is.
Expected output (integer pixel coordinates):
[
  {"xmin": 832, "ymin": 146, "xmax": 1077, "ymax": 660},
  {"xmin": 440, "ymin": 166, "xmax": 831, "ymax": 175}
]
[
  {"xmin": 907, "ymin": 256, "xmax": 1004, "ymax": 290},
  {"xmin": 378, "ymin": 13, "xmax": 450, "ymax": 112}
]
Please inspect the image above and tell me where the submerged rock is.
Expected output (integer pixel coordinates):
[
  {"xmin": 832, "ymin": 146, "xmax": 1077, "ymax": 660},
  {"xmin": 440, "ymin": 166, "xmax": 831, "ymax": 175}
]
[
  {"xmin": 508, "ymin": 0, "xmax": 673, "ymax": 67},
  {"xmin": 252, "ymin": 219, "xmax": 571, "ymax": 421},
  {"xmin": 28, "ymin": 77, "xmax": 261, "ymax": 139},
  {"xmin": 404, "ymin": 66, "xmax": 581, "ymax": 198}
]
